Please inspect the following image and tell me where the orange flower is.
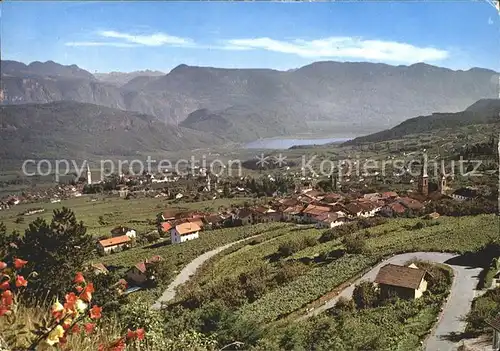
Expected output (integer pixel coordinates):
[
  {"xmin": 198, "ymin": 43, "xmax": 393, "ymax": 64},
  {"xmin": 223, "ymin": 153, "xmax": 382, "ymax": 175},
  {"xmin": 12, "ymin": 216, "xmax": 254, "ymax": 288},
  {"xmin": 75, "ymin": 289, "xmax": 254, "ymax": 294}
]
[
  {"xmin": 0, "ymin": 280, "xmax": 10, "ymax": 290},
  {"xmin": 0, "ymin": 262, "xmax": 6, "ymax": 270},
  {"xmin": 1, "ymin": 290, "xmax": 13, "ymax": 306},
  {"xmin": 89, "ymin": 305, "xmax": 102, "ymax": 319},
  {"xmin": 64, "ymin": 292, "xmax": 78, "ymax": 311},
  {"xmin": 74, "ymin": 272, "xmax": 85, "ymax": 284},
  {"xmin": 84, "ymin": 322, "xmax": 95, "ymax": 334},
  {"xmin": 75, "ymin": 285, "xmax": 83, "ymax": 293},
  {"xmin": 80, "ymin": 283, "xmax": 94, "ymax": 302},
  {"xmin": 135, "ymin": 328, "xmax": 145, "ymax": 341},
  {"xmin": 13, "ymin": 258, "xmax": 28, "ymax": 270},
  {"xmin": 15, "ymin": 275, "xmax": 28, "ymax": 287}
]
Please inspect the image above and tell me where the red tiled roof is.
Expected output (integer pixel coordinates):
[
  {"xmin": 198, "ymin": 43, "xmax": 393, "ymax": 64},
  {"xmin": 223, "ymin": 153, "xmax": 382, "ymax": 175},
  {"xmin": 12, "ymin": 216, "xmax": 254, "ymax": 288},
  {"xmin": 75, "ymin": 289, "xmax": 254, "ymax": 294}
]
[
  {"xmin": 98, "ymin": 235, "xmax": 131, "ymax": 247},
  {"xmin": 303, "ymin": 204, "xmax": 330, "ymax": 216},
  {"xmin": 388, "ymin": 202, "xmax": 406, "ymax": 214},
  {"xmin": 399, "ymin": 197, "xmax": 424, "ymax": 210},
  {"xmin": 374, "ymin": 264, "xmax": 426, "ymax": 290},
  {"xmin": 134, "ymin": 255, "xmax": 163, "ymax": 273},
  {"xmin": 382, "ymin": 191, "xmax": 398, "ymax": 198},
  {"xmin": 161, "ymin": 222, "xmax": 173, "ymax": 233},
  {"xmin": 176, "ymin": 222, "xmax": 201, "ymax": 235},
  {"xmin": 283, "ymin": 205, "xmax": 304, "ymax": 214},
  {"xmin": 344, "ymin": 203, "xmax": 363, "ymax": 215}
]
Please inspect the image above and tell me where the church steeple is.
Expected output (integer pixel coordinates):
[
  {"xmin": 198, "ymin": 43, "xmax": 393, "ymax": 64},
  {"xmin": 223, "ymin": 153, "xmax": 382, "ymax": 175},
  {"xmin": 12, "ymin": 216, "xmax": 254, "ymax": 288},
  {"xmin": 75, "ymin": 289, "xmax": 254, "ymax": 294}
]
[{"xmin": 418, "ymin": 155, "xmax": 428, "ymax": 196}]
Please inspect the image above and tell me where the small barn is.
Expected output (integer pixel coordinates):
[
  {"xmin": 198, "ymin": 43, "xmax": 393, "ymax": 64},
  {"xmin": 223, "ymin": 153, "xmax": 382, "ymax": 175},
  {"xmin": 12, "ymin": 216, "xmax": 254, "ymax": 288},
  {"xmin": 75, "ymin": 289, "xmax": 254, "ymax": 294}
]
[{"xmin": 374, "ymin": 264, "xmax": 429, "ymax": 300}]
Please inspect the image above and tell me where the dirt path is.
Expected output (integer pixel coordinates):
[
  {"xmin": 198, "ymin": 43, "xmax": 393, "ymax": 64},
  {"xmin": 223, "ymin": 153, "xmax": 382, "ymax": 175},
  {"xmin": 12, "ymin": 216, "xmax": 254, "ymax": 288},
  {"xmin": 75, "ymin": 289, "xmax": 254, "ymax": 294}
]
[
  {"xmin": 301, "ymin": 252, "xmax": 482, "ymax": 351},
  {"xmin": 151, "ymin": 233, "xmax": 263, "ymax": 310}
]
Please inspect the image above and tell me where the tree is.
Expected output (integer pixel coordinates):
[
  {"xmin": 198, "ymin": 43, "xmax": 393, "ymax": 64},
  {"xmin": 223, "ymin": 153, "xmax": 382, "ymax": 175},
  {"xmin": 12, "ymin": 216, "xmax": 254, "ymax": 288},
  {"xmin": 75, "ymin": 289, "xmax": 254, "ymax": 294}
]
[
  {"xmin": 343, "ymin": 235, "xmax": 367, "ymax": 254},
  {"xmin": 0, "ymin": 222, "xmax": 21, "ymax": 260},
  {"xmin": 352, "ymin": 281, "xmax": 380, "ymax": 309},
  {"xmin": 18, "ymin": 207, "xmax": 94, "ymax": 298}
]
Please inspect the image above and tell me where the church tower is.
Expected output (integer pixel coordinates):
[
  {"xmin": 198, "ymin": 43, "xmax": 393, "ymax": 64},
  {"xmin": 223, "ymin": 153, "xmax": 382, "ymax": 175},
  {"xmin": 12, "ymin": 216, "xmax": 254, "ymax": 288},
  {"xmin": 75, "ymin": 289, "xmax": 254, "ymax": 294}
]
[
  {"xmin": 86, "ymin": 164, "xmax": 92, "ymax": 185},
  {"xmin": 438, "ymin": 163, "xmax": 447, "ymax": 195},
  {"xmin": 418, "ymin": 159, "xmax": 428, "ymax": 196}
]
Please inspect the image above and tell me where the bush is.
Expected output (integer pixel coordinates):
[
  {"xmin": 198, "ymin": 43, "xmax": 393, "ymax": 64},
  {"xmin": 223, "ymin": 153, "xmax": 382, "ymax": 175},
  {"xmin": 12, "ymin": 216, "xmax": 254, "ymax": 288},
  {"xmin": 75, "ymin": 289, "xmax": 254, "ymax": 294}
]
[
  {"xmin": 352, "ymin": 281, "xmax": 380, "ymax": 309},
  {"xmin": 343, "ymin": 235, "xmax": 367, "ymax": 254}
]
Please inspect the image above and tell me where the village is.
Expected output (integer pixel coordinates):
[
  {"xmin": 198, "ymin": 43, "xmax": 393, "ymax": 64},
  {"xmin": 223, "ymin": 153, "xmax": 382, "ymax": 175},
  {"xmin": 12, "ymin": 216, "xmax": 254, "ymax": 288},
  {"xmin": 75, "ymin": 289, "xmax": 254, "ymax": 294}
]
[{"xmin": 81, "ymin": 158, "xmax": 491, "ymax": 296}]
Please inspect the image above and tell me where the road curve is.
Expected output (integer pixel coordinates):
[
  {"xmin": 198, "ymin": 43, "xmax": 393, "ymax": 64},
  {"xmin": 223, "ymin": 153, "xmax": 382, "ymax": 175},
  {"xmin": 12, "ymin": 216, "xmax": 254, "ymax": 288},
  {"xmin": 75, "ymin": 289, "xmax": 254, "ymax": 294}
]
[
  {"xmin": 303, "ymin": 252, "xmax": 482, "ymax": 351},
  {"xmin": 151, "ymin": 233, "xmax": 264, "ymax": 310}
]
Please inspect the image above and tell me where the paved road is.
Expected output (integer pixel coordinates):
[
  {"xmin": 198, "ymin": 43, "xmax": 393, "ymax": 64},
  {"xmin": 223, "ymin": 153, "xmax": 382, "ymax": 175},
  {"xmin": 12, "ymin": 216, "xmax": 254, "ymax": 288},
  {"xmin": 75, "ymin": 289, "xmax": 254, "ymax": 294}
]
[
  {"xmin": 303, "ymin": 252, "xmax": 482, "ymax": 351},
  {"xmin": 151, "ymin": 234, "xmax": 264, "ymax": 310}
]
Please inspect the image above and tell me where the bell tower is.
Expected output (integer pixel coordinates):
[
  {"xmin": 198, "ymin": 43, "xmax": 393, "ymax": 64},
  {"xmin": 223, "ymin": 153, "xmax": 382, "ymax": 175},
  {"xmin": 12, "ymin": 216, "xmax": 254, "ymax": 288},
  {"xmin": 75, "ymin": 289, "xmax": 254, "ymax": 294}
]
[{"xmin": 418, "ymin": 158, "xmax": 428, "ymax": 196}]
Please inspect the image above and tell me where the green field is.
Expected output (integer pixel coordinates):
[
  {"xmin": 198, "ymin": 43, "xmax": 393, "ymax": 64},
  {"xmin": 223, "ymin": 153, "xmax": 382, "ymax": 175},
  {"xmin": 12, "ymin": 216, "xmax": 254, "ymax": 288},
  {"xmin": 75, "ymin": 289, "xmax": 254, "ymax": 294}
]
[{"xmin": 0, "ymin": 195, "xmax": 253, "ymax": 235}]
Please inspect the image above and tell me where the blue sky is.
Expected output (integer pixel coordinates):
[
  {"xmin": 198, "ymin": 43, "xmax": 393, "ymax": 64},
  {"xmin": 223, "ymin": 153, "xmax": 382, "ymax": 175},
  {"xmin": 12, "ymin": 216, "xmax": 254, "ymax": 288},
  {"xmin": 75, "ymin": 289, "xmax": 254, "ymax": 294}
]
[{"xmin": 2, "ymin": 1, "xmax": 499, "ymax": 73}]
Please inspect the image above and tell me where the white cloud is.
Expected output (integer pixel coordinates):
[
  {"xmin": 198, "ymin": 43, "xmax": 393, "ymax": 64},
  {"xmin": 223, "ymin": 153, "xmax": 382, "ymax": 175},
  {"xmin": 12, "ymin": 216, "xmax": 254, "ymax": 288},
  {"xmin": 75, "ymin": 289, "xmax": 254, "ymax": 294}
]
[
  {"xmin": 224, "ymin": 37, "xmax": 449, "ymax": 63},
  {"xmin": 65, "ymin": 41, "xmax": 138, "ymax": 48},
  {"xmin": 97, "ymin": 30, "xmax": 193, "ymax": 47}
]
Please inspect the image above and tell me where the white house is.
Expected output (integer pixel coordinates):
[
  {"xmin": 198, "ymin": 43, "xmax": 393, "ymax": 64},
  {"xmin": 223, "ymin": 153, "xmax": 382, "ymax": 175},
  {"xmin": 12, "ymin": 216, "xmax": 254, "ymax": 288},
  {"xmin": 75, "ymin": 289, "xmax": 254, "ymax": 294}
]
[
  {"xmin": 171, "ymin": 222, "xmax": 201, "ymax": 244},
  {"xmin": 97, "ymin": 235, "xmax": 132, "ymax": 255}
]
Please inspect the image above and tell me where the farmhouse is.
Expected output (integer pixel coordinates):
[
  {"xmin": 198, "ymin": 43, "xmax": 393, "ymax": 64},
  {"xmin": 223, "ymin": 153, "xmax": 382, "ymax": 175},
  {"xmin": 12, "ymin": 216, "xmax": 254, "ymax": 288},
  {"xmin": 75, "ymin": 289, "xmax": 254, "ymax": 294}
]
[
  {"xmin": 236, "ymin": 208, "xmax": 255, "ymax": 225},
  {"xmin": 314, "ymin": 213, "xmax": 347, "ymax": 229},
  {"xmin": 374, "ymin": 263, "xmax": 428, "ymax": 300},
  {"xmin": 126, "ymin": 255, "xmax": 163, "ymax": 286},
  {"xmin": 283, "ymin": 205, "xmax": 304, "ymax": 223},
  {"xmin": 171, "ymin": 222, "xmax": 201, "ymax": 244},
  {"xmin": 97, "ymin": 235, "xmax": 132, "ymax": 255},
  {"xmin": 302, "ymin": 204, "xmax": 331, "ymax": 223}
]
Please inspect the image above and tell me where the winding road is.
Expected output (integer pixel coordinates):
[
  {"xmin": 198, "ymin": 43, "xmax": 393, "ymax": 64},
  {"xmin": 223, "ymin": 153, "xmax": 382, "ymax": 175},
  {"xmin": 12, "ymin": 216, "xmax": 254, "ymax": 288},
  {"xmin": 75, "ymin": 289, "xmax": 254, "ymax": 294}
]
[
  {"xmin": 304, "ymin": 252, "xmax": 482, "ymax": 351},
  {"xmin": 151, "ymin": 233, "xmax": 265, "ymax": 310},
  {"xmin": 152, "ymin": 241, "xmax": 482, "ymax": 351}
]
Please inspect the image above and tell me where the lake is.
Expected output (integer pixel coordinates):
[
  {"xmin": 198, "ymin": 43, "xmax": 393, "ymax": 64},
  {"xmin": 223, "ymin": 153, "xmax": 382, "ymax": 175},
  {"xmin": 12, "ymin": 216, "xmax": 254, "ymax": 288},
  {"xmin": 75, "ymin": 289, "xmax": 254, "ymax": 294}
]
[{"xmin": 244, "ymin": 137, "xmax": 352, "ymax": 149}]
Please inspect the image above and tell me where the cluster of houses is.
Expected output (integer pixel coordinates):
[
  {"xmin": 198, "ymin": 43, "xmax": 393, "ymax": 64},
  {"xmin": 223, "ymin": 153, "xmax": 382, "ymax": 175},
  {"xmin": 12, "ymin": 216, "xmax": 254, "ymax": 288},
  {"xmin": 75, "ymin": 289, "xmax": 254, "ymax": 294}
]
[{"xmin": 0, "ymin": 184, "xmax": 85, "ymax": 210}]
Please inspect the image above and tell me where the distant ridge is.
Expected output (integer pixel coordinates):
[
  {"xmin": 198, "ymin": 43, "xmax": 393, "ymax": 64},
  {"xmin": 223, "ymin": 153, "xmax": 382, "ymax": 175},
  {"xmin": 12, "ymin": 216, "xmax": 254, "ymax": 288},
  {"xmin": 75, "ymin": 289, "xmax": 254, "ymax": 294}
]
[
  {"xmin": 1, "ymin": 59, "xmax": 498, "ymax": 142},
  {"xmin": 343, "ymin": 99, "xmax": 500, "ymax": 145}
]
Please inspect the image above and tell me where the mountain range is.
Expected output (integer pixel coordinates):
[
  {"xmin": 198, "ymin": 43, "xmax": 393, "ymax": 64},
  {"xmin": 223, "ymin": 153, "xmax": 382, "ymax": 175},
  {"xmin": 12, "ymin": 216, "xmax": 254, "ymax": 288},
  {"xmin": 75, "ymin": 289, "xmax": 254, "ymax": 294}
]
[
  {"xmin": 0, "ymin": 101, "xmax": 224, "ymax": 160},
  {"xmin": 1, "ymin": 60, "xmax": 498, "ymax": 144}
]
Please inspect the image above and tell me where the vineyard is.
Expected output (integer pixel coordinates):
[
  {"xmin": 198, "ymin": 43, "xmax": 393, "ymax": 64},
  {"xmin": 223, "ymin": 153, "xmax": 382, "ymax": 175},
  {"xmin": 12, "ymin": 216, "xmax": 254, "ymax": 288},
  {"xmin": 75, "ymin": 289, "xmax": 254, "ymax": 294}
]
[
  {"xmin": 170, "ymin": 214, "xmax": 497, "ymax": 330},
  {"xmin": 237, "ymin": 254, "xmax": 376, "ymax": 324},
  {"xmin": 202, "ymin": 226, "xmax": 321, "ymax": 282},
  {"xmin": 365, "ymin": 214, "xmax": 497, "ymax": 256}
]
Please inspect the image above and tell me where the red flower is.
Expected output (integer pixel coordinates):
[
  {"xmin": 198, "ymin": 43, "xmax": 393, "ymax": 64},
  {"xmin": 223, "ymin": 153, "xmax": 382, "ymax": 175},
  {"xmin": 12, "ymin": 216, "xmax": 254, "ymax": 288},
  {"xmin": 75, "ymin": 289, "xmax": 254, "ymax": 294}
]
[
  {"xmin": 89, "ymin": 305, "xmax": 102, "ymax": 319},
  {"xmin": 71, "ymin": 324, "xmax": 80, "ymax": 334},
  {"xmin": 0, "ymin": 262, "xmax": 6, "ymax": 270},
  {"xmin": 0, "ymin": 306, "xmax": 10, "ymax": 316},
  {"xmin": 64, "ymin": 292, "xmax": 78, "ymax": 311},
  {"xmin": 1, "ymin": 290, "xmax": 13, "ymax": 306},
  {"xmin": 109, "ymin": 338, "xmax": 126, "ymax": 351},
  {"xmin": 0, "ymin": 280, "xmax": 10, "ymax": 290},
  {"xmin": 13, "ymin": 258, "xmax": 28, "ymax": 270},
  {"xmin": 15, "ymin": 275, "xmax": 28, "ymax": 287},
  {"xmin": 80, "ymin": 283, "xmax": 94, "ymax": 302},
  {"xmin": 75, "ymin": 285, "xmax": 83, "ymax": 293},
  {"xmin": 84, "ymin": 322, "xmax": 95, "ymax": 334},
  {"xmin": 135, "ymin": 328, "xmax": 145, "ymax": 341},
  {"xmin": 126, "ymin": 329, "xmax": 136, "ymax": 340},
  {"xmin": 74, "ymin": 272, "xmax": 85, "ymax": 284}
]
